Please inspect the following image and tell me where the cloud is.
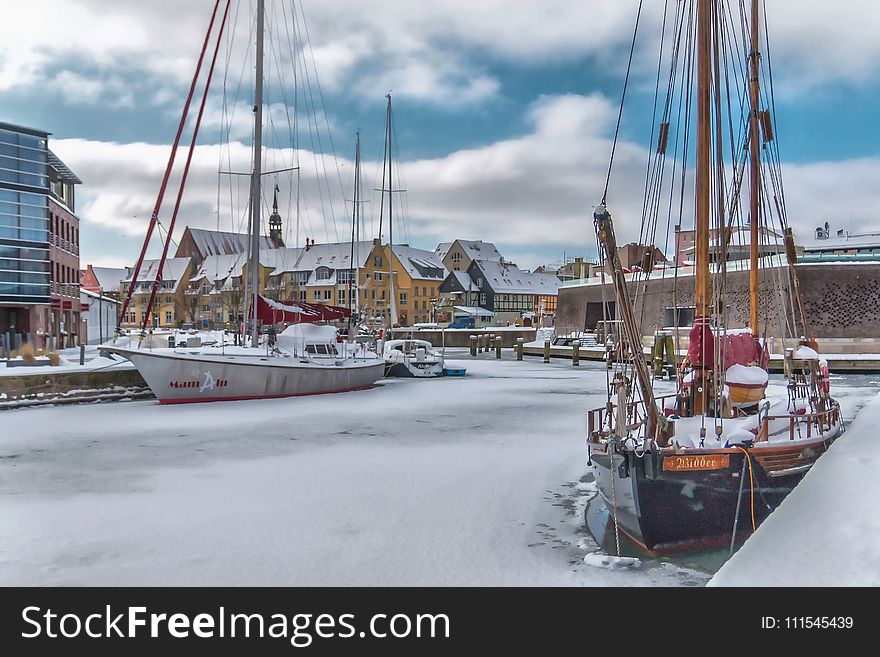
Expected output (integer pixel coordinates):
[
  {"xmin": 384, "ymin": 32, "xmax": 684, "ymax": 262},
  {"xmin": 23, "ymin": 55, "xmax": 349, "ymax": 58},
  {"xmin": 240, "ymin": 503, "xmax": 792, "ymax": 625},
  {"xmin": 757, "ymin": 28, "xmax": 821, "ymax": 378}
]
[{"xmin": 4, "ymin": 0, "xmax": 879, "ymax": 113}]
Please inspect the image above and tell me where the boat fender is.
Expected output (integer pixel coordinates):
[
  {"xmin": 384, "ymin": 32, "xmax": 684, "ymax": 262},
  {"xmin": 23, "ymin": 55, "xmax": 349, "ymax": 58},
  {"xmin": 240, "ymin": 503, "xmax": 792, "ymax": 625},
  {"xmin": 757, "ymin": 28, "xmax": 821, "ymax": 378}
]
[{"xmin": 819, "ymin": 362, "xmax": 830, "ymax": 394}]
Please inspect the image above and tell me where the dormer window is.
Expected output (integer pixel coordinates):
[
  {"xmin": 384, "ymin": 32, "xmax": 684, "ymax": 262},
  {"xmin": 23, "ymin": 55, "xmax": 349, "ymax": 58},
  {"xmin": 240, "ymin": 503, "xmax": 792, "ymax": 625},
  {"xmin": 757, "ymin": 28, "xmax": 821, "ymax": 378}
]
[{"xmin": 316, "ymin": 266, "xmax": 331, "ymax": 281}]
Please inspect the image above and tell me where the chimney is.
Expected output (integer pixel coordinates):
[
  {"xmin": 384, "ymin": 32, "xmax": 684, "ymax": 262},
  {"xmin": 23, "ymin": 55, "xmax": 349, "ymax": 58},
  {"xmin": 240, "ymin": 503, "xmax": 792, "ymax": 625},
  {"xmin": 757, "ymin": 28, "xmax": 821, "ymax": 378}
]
[{"xmin": 305, "ymin": 237, "xmax": 311, "ymax": 252}]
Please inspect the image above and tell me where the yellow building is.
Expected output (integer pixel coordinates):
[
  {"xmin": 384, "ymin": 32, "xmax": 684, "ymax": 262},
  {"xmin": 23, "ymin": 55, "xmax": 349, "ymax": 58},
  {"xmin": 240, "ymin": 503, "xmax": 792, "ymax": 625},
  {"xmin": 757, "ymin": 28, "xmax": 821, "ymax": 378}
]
[
  {"xmin": 360, "ymin": 239, "xmax": 447, "ymax": 327},
  {"xmin": 119, "ymin": 257, "xmax": 192, "ymax": 329}
]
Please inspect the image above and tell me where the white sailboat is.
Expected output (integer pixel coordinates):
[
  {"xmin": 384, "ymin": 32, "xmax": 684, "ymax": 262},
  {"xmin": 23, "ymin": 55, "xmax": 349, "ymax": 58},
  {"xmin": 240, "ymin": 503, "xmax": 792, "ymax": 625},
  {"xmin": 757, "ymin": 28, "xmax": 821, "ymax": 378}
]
[{"xmin": 102, "ymin": 0, "xmax": 384, "ymax": 403}]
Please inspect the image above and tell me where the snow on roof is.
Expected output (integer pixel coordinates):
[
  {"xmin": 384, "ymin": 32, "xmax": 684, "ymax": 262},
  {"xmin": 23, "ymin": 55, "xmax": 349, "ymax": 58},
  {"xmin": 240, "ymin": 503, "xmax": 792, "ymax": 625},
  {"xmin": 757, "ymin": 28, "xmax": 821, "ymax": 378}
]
[
  {"xmin": 123, "ymin": 257, "xmax": 190, "ymax": 289},
  {"xmin": 450, "ymin": 270, "xmax": 473, "ymax": 290},
  {"xmin": 392, "ymin": 245, "xmax": 447, "ymax": 281},
  {"xmin": 80, "ymin": 288, "xmax": 120, "ymax": 305},
  {"xmin": 90, "ymin": 266, "xmax": 129, "ymax": 291},
  {"xmin": 436, "ymin": 239, "xmax": 503, "ymax": 263},
  {"xmin": 474, "ymin": 260, "xmax": 561, "ymax": 295},
  {"xmin": 294, "ymin": 241, "xmax": 374, "ymax": 273},
  {"xmin": 185, "ymin": 227, "xmax": 275, "ymax": 257},
  {"xmin": 453, "ymin": 305, "xmax": 495, "ymax": 317},
  {"xmin": 191, "ymin": 253, "xmax": 245, "ymax": 282}
]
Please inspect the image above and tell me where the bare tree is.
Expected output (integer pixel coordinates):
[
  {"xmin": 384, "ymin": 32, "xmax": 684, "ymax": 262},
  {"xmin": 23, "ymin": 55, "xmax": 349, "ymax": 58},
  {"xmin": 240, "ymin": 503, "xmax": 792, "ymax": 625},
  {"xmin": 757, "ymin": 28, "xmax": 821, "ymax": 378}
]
[{"xmin": 220, "ymin": 286, "xmax": 244, "ymax": 325}]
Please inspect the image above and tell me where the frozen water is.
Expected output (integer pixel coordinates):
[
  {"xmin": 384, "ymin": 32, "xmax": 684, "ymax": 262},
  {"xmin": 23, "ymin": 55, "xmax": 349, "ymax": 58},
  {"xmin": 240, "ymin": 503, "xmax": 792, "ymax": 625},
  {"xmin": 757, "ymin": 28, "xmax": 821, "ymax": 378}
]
[{"xmin": 0, "ymin": 352, "xmax": 874, "ymax": 586}]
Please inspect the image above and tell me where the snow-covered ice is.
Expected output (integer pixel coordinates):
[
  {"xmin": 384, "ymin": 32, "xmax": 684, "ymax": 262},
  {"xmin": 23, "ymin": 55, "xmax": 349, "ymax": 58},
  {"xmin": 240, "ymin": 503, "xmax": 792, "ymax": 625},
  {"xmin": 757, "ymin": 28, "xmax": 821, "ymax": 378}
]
[
  {"xmin": 0, "ymin": 353, "xmax": 874, "ymax": 586},
  {"xmin": 710, "ymin": 389, "xmax": 880, "ymax": 587}
]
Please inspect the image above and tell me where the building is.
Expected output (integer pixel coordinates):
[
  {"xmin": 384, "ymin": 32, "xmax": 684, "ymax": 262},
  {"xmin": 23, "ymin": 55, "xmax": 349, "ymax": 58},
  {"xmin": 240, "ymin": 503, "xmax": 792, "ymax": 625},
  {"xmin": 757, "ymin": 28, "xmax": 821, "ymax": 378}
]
[
  {"xmin": 80, "ymin": 288, "xmax": 120, "ymax": 344},
  {"xmin": 0, "ymin": 121, "xmax": 51, "ymax": 344},
  {"xmin": 802, "ymin": 223, "xmax": 880, "ymax": 261},
  {"xmin": 119, "ymin": 257, "xmax": 192, "ymax": 329},
  {"xmin": 674, "ymin": 225, "xmax": 785, "ymax": 265},
  {"xmin": 361, "ymin": 240, "xmax": 448, "ymax": 326},
  {"xmin": 47, "ymin": 150, "xmax": 83, "ymax": 348},
  {"xmin": 81, "ymin": 265, "xmax": 131, "ymax": 300},
  {"xmin": 434, "ymin": 239, "xmax": 503, "ymax": 272},
  {"xmin": 534, "ymin": 256, "xmax": 594, "ymax": 281},
  {"xmin": 174, "ymin": 226, "xmax": 276, "ymax": 270},
  {"xmin": 440, "ymin": 259, "xmax": 561, "ymax": 326}
]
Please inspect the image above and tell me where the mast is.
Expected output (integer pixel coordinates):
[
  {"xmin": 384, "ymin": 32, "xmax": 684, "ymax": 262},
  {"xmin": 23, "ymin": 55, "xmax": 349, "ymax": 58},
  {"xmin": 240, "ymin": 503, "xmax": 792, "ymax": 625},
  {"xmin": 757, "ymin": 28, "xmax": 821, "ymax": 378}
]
[
  {"xmin": 385, "ymin": 94, "xmax": 397, "ymax": 328},
  {"xmin": 748, "ymin": 0, "xmax": 761, "ymax": 334},
  {"xmin": 248, "ymin": 0, "xmax": 265, "ymax": 348},
  {"xmin": 693, "ymin": 0, "xmax": 713, "ymax": 415},
  {"xmin": 348, "ymin": 131, "xmax": 361, "ymax": 330}
]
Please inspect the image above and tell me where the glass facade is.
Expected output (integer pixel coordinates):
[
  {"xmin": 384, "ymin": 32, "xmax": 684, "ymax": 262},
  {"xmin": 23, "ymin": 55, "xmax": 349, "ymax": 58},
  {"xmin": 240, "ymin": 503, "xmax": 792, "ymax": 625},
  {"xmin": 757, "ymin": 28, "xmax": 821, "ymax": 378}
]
[{"xmin": 0, "ymin": 123, "xmax": 50, "ymax": 305}]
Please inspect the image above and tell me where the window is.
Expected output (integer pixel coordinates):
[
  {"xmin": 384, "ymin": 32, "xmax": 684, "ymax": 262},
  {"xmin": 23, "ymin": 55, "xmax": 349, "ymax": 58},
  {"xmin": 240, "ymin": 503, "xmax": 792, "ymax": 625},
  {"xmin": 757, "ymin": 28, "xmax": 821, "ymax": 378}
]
[
  {"xmin": 316, "ymin": 266, "xmax": 331, "ymax": 281},
  {"xmin": 324, "ymin": 290, "xmax": 331, "ymax": 300},
  {"xmin": 374, "ymin": 255, "xmax": 383, "ymax": 267},
  {"xmin": 399, "ymin": 292, "xmax": 407, "ymax": 305},
  {"xmin": 375, "ymin": 271, "xmax": 383, "ymax": 281},
  {"xmin": 480, "ymin": 293, "xmax": 487, "ymax": 305},
  {"xmin": 165, "ymin": 311, "xmax": 171, "ymax": 324},
  {"xmin": 313, "ymin": 290, "xmax": 321, "ymax": 300},
  {"xmin": 414, "ymin": 286, "xmax": 419, "ymax": 297},
  {"xmin": 422, "ymin": 287, "xmax": 427, "ymax": 296},
  {"xmin": 451, "ymin": 251, "xmax": 461, "ymax": 263}
]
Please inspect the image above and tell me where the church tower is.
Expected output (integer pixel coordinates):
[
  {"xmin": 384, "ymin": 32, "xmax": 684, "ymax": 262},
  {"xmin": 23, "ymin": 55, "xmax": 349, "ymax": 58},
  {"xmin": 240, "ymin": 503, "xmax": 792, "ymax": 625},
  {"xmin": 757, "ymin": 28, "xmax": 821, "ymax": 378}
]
[{"xmin": 268, "ymin": 184, "xmax": 284, "ymax": 248}]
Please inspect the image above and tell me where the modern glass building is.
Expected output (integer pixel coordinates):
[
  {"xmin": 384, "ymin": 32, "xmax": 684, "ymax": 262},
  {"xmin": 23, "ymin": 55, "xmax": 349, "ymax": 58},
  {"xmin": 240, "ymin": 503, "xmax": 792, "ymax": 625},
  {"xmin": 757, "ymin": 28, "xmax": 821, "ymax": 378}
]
[{"xmin": 0, "ymin": 121, "xmax": 51, "ymax": 336}]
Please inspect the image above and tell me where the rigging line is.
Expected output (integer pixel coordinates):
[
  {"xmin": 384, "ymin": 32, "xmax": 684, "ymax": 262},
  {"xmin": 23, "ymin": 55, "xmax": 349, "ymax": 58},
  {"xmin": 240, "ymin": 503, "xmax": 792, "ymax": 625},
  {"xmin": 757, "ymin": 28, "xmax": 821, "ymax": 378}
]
[
  {"xmin": 296, "ymin": 0, "xmax": 342, "ymax": 244},
  {"xmin": 297, "ymin": 0, "xmax": 351, "ymax": 230},
  {"xmin": 601, "ymin": 0, "xmax": 644, "ymax": 206},
  {"xmin": 119, "ymin": 0, "xmax": 225, "ymax": 327},
  {"xmin": 298, "ymin": 34, "xmax": 338, "ymax": 245}
]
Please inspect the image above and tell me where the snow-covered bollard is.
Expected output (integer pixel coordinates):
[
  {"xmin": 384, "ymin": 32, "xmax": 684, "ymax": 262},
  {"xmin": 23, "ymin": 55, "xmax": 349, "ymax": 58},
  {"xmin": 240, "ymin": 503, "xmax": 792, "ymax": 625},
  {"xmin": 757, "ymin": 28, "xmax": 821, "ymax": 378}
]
[
  {"xmin": 495, "ymin": 335, "xmax": 502, "ymax": 359},
  {"xmin": 469, "ymin": 335, "xmax": 477, "ymax": 357},
  {"xmin": 544, "ymin": 340, "xmax": 551, "ymax": 363},
  {"xmin": 572, "ymin": 341, "xmax": 580, "ymax": 366}
]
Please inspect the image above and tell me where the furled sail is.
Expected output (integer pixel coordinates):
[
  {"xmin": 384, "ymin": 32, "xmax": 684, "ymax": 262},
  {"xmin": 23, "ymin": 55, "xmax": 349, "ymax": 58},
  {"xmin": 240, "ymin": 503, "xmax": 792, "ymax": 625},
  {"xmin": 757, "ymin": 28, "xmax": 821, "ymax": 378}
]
[{"xmin": 257, "ymin": 295, "xmax": 351, "ymax": 325}]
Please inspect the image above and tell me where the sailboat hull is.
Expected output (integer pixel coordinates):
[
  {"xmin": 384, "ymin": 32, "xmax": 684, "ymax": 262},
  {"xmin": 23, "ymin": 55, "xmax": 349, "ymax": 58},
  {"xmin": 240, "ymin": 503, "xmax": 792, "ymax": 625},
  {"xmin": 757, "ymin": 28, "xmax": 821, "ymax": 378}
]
[
  {"xmin": 102, "ymin": 347, "xmax": 385, "ymax": 404},
  {"xmin": 589, "ymin": 431, "xmax": 841, "ymax": 552}
]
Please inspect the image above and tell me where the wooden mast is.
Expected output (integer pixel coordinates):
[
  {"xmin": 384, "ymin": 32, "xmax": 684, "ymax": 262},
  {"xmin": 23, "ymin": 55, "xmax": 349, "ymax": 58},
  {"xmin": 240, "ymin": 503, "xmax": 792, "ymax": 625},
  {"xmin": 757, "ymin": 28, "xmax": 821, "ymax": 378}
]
[
  {"xmin": 748, "ymin": 0, "xmax": 761, "ymax": 334},
  {"xmin": 693, "ymin": 0, "xmax": 713, "ymax": 415}
]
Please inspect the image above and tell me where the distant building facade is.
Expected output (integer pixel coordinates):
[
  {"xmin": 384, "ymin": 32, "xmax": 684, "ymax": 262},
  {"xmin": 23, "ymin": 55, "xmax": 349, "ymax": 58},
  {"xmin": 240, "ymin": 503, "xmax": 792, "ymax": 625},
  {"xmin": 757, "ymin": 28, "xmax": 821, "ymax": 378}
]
[
  {"xmin": 47, "ymin": 150, "xmax": 83, "ymax": 348},
  {"xmin": 0, "ymin": 121, "xmax": 51, "ymax": 343}
]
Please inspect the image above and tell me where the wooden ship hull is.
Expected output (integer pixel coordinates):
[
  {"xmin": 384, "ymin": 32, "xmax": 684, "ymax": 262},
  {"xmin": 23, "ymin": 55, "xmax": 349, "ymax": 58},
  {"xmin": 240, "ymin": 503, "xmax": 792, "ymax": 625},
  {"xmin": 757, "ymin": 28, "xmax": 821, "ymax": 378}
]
[{"xmin": 587, "ymin": 405, "xmax": 843, "ymax": 552}]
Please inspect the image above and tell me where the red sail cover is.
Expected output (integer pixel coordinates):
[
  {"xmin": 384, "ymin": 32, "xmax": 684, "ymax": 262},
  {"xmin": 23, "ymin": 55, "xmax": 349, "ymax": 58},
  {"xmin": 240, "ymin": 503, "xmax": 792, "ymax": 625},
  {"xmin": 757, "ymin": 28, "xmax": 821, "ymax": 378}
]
[
  {"xmin": 688, "ymin": 316, "xmax": 714, "ymax": 369},
  {"xmin": 687, "ymin": 321, "xmax": 769, "ymax": 371},
  {"xmin": 256, "ymin": 295, "xmax": 351, "ymax": 325},
  {"xmin": 722, "ymin": 330, "xmax": 769, "ymax": 370}
]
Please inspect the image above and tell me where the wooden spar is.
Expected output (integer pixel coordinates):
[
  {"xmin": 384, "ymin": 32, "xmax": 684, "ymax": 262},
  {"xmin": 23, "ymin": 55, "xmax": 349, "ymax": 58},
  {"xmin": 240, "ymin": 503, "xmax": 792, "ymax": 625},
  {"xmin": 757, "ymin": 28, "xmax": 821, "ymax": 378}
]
[
  {"xmin": 594, "ymin": 206, "xmax": 664, "ymax": 444},
  {"xmin": 693, "ymin": 0, "xmax": 712, "ymax": 415},
  {"xmin": 748, "ymin": 0, "xmax": 762, "ymax": 334},
  {"xmin": 247, "ymin": 0, "xmax": 265, "ymax": 348}
]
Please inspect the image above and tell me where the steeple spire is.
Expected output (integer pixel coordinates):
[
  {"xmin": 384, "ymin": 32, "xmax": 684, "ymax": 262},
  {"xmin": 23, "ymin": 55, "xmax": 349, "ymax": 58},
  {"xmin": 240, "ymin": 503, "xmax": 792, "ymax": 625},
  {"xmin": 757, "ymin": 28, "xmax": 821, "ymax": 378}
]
[{"xmin": 269, "ymin": 183, "xmax": 284, "ymax": 247}]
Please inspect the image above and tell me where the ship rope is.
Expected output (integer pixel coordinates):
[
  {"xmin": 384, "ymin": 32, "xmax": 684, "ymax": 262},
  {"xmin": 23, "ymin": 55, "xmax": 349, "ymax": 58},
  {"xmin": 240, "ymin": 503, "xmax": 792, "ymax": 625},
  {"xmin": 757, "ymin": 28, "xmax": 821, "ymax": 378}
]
[{"xmin": 736, "ymin": 445, "xmax": 756, "ymax": 532}]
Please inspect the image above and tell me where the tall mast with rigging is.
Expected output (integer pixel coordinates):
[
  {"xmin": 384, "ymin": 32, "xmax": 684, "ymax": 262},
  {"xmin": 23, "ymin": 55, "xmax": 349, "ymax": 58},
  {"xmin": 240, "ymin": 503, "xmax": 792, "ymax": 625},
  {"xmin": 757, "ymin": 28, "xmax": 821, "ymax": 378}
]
[
  {"xmin": 247, "ymin": 0, "xmax": 266, "ymax": 348},
  {"xmin": 748, "ymin": 0, "xmax": 762, "ymax": 335},
  {"xmin": 692, "ymin": 0, "xmax": 713, "ymax": 415},
  {"xmin": 384, "ymin": 94, "xmax": 397, "ymax": 329}
]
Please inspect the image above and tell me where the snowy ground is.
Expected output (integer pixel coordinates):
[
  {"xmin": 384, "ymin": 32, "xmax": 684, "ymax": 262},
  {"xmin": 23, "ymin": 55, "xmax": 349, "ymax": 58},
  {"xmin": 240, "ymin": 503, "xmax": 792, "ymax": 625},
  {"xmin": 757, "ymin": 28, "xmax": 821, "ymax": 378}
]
[
  {"xmin": 0, "ymin": 353, "xmax": 875, "ymax": 586},
  {"xmin": 710, "ymin": 389, "xmax": 880, "ymax": 587}
]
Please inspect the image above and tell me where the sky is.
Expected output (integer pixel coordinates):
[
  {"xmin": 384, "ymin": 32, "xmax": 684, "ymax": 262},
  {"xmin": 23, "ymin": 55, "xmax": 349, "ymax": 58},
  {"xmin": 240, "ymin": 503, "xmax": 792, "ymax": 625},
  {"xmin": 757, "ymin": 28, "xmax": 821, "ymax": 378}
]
[{"xmin": 1, "ymin": 0, "xmax": 878, "ymax": 270}]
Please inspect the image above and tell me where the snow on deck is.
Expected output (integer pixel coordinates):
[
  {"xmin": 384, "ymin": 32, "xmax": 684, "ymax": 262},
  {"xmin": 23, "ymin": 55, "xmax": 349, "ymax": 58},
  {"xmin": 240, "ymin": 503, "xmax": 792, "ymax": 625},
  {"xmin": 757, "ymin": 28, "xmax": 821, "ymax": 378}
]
[
  {"xmin": 710, "ymin": 390, "xmax": 880, "ymax": 586},
  {"xmin": 1, "ymin": 355, "xmax": 714, "ymax": 587}
]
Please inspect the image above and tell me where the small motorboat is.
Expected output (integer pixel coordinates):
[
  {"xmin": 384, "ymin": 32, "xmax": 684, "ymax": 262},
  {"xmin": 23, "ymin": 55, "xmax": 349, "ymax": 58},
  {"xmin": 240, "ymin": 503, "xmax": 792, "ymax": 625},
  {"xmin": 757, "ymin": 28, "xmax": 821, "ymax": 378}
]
[{"xmin": 382, "ymin": 338, "xmax": 445, "ymax": 378}]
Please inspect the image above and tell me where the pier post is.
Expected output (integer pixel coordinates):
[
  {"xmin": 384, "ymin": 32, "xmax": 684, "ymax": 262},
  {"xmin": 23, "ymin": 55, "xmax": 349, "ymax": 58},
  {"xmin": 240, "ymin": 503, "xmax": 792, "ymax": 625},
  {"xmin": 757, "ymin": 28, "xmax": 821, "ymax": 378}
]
[
  {"xmin": 495, "ymin": 336, "xmax": 502, "ymax": 359},
  {"xmin": 469, "ymin": 335, "xmax": 477, "ymax": 357},
  {"xmin": 515, "ymin": 337, "xmax": 524, "ymax": 361},
  {"xmin": 543, "ymin": 340, "xmax": 551, "ymax": 363},
  {"xmin": 572, "ymin": 341, "xmax": 580, "ymax": 366},
  {"xmin": 79, "ymin": 344, "xmax": 85, "ymax": 365}
]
